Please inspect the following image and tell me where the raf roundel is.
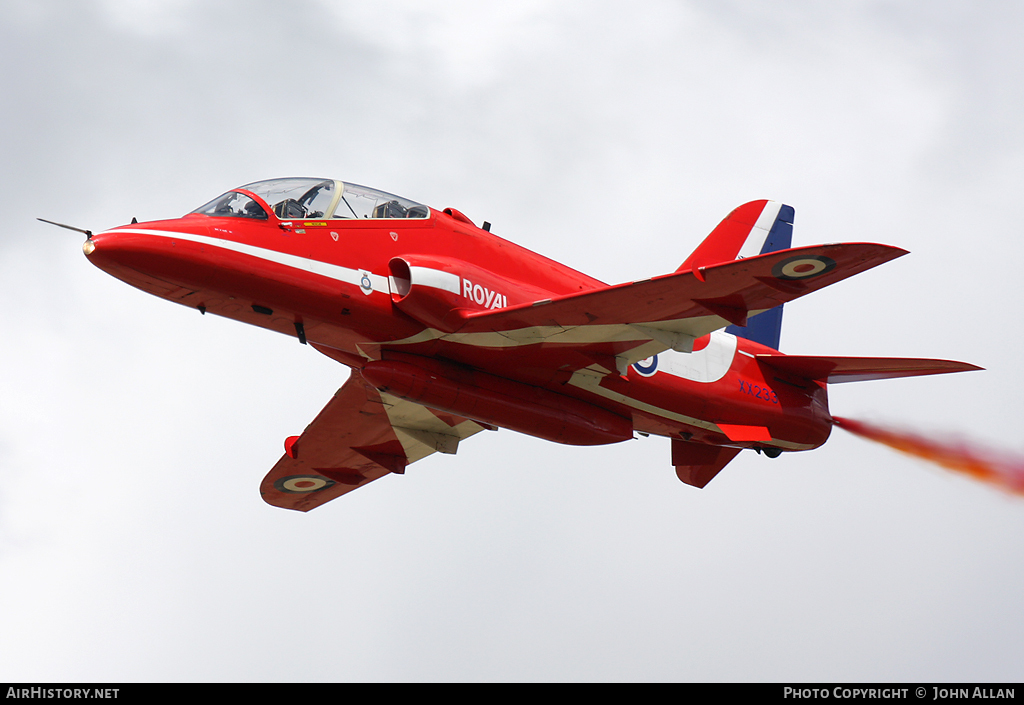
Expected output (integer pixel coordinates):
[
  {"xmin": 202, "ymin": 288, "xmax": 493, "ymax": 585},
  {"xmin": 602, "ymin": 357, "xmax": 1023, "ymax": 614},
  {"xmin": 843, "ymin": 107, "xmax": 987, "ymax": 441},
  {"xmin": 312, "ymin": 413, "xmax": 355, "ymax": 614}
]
[
  {"xmin": 274, "ymin": 475, "xmax": 335, "ymax": 494},
  {"xmin": 633, "ymin": 355, "xmax": 659, "ymax": 377},
  {"xmin": 772, "ymin": 254, "xmax": 837, "ymax": 281}
]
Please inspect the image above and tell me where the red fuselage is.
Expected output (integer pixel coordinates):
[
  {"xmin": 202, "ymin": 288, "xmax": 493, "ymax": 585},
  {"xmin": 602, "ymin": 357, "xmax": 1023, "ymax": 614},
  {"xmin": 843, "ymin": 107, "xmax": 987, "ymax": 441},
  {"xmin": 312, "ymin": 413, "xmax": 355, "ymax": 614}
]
[{"xmin": 85, "ymin": 185, "xmax": 832, "ymax": 456}]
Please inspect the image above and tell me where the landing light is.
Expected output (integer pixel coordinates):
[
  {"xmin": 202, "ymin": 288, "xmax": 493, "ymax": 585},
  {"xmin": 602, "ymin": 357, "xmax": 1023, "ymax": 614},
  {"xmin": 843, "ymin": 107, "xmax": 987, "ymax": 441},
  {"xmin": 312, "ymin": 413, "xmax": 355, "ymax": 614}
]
[{"xmin": 82, "ymin": 239, "xmax": 95, "ymax": 255}]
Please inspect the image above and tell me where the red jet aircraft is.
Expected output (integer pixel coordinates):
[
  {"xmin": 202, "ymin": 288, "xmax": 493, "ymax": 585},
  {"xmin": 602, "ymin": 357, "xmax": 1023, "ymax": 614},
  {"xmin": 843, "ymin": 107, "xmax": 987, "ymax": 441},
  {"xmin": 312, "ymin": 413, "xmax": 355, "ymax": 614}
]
[{"xmin": 54, "ymin": 177, "xmax": 981, "ymax": 511}]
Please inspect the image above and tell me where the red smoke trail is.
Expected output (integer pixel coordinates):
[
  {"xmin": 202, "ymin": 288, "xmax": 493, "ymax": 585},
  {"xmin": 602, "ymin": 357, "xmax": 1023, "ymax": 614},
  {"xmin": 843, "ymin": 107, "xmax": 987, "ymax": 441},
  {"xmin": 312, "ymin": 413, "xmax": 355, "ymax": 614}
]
[{"xmin": 833, "ymin": 416, "xmax": 1024, "ymax": 496}]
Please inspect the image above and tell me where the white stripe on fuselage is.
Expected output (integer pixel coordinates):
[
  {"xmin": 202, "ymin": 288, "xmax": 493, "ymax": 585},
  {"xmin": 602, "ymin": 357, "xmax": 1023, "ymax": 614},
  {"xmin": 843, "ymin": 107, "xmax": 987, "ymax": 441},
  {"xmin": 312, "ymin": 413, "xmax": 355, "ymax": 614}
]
[
  {"xmin": 106, "ymin": 228, "xmax": 774, "ymax": 385},
  {"xmin": 566, "ymin": 333, "xmax": 738, "ymax": 434},
  {"xmin": 108, "ymin": 228, "xmax": 762, "ymax": 351},
  {"xmin": 650, "ymin": 331, "xmax": 737, "ymax": 383},
  {"xmin": 105, "ymin": 227, "xmax": 392, "ymax": 294},
  {"xmin": 410, "ymin": 266, "xmax": 461, "ymax": 295},
  {"xmin": 568, "ymin": 334, "xmax": 811, "ymax": 450}
]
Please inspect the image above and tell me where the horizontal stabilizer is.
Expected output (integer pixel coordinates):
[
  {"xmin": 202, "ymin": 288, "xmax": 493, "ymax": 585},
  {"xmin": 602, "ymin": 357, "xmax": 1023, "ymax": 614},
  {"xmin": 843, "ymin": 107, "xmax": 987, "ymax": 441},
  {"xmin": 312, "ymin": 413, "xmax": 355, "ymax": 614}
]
[{"xmin": 756, "ymin": 354, "xmax": 983, "ymax": 384}]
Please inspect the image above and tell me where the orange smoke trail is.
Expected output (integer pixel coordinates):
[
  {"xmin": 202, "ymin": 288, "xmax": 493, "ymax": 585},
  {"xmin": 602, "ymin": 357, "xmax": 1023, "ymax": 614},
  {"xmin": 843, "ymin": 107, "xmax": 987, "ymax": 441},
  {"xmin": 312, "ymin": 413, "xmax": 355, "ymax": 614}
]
[{"xmin": 833, "ymin": 416, "xmax": 1024, "ymax": 496}]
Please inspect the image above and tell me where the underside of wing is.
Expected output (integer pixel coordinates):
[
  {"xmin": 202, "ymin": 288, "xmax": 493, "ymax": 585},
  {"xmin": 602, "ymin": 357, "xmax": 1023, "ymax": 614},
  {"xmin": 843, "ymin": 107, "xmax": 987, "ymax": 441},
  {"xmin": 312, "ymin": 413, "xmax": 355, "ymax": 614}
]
[
  {"xmin": 419, "ymin": 243, "xmax": 906, "ymax": 373},
  {"xmin": 260, "ymin": 370, "xmax": 490, "ymax": 511}
]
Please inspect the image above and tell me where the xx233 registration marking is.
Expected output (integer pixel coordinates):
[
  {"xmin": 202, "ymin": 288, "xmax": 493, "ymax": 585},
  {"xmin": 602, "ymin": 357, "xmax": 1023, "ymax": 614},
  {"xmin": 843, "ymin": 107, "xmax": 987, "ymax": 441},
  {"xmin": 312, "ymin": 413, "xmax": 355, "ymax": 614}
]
[{"xmin": 738, "ymin": 378, "xmax": 778, "ymax": 404}]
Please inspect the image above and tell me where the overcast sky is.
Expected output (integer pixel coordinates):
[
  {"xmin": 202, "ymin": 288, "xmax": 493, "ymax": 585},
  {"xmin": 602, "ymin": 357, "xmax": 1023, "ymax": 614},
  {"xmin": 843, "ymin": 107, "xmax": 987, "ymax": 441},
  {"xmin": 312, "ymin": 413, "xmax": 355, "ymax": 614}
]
[{"xmin": 2, "ymin": 0, "xmax": 1023, "ymax": 682}]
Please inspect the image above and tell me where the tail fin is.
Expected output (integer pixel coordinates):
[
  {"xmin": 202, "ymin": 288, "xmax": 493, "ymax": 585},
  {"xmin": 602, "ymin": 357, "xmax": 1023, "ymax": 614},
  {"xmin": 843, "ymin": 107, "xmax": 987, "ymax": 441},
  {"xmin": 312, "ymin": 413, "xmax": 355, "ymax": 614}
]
[
  {"xmin": 727, "ymin": 303, "xmax": 785, "ymax": 351},
  {"xmin": 678, "ymin": 200, "xmax": 794, "ymax": 350}
]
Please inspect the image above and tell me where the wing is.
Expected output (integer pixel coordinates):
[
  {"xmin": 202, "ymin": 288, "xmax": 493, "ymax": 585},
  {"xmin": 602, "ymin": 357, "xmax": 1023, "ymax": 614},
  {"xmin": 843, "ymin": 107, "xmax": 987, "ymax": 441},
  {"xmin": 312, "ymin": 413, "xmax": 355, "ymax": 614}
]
[
  {"xmin": 432, "ymin": 243, "xmax": 906, "ymax": 371},
  {"xmin": 260, "ymin": 370, "xmax": 490, "ymax": 511}
]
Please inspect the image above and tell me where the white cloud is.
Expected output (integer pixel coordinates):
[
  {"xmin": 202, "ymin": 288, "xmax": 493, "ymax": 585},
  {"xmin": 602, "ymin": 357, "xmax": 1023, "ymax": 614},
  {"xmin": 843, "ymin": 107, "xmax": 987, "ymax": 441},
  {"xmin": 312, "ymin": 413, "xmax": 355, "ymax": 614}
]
[{"xmin": 2, "ymin": 0, "xmax": 1022, "ymax": 682}]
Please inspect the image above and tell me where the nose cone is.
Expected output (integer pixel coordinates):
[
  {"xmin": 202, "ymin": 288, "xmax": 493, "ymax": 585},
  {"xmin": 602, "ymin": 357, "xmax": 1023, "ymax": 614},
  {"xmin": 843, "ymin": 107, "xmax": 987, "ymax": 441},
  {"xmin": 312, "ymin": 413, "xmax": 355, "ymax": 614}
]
[
  {"xmin": 82, "ymin": 226, "xmax": 188, "ymax": 297},
  {"xmin": 81, "ymin": 228, "xmax": 135, "ymax": 275}
]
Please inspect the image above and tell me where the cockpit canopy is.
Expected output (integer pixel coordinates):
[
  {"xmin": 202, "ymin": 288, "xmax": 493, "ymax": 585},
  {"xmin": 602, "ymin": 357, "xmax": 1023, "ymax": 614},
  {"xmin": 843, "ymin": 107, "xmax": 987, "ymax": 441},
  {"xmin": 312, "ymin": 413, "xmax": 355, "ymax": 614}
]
[{"xmin": 191, "ymin": 178, "xmax": 430, "ymax": 221}]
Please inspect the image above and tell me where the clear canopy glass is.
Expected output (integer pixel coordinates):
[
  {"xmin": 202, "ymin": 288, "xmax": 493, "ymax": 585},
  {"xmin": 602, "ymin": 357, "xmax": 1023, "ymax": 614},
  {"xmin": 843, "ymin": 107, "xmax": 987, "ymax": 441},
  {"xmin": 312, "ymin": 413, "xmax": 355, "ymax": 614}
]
[
  {"xmin": 191, "ymin": 178, "xmax": 430, "ymax": 220},
  {"xmin": 191, "ymin": 191, "xmax": 268, "ymax": 220}
]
